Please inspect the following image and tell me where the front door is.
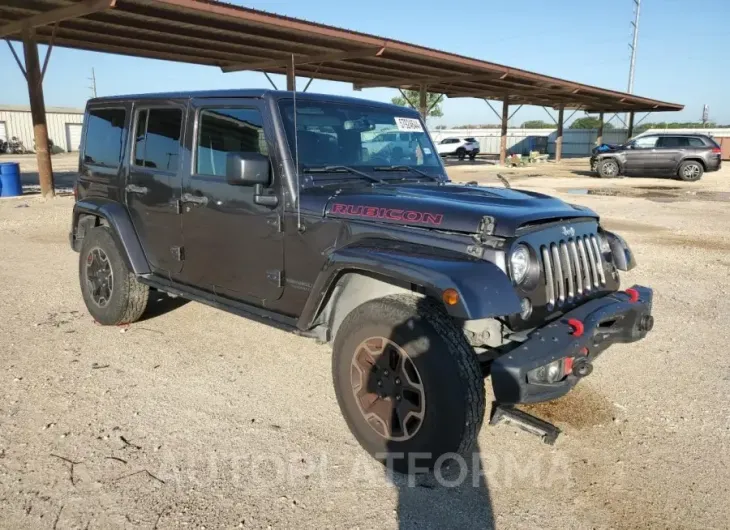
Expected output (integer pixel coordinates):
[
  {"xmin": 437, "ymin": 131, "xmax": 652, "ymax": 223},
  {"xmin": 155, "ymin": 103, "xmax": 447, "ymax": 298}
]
[
  {"xmin": 126, "ymin": 102, "xmax": 185, "ymax": 274},
  {"xmin": 178, "ymin": 99, "xmax": 283, "ymax": 304},
  {"xmin": 623, "ymin": 135, "xmax": 658, "ymax": 174}
]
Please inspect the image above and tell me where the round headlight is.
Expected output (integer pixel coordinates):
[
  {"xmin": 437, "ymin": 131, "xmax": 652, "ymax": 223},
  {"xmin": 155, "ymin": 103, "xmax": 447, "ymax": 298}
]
[{"xmin": 510, "ymin": 245, "xmax": 530, "ymax": 284}]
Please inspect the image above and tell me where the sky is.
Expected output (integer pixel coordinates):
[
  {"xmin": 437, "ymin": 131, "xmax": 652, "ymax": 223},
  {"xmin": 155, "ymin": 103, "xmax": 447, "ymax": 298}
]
[{"xmin": 2, "ymin": 0, "xmax": 728, "ymax": 127}]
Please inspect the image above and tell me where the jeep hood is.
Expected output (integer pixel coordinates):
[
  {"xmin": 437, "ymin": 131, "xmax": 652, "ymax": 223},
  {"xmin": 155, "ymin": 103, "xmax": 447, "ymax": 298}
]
[{"xmin": 313, "ymin": 183, "xmax": 598, "ymax": 237}]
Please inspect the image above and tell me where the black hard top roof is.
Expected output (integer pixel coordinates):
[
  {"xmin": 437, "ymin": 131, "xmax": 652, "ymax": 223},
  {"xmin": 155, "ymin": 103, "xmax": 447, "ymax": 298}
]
[{"xmin": 88, "ymin": 89, "xmax": 416, "ymax": 114}]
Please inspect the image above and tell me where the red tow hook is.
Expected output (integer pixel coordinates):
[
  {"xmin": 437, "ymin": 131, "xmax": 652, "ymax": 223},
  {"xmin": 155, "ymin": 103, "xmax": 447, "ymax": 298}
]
[
  {"xmin": 625, "ymin": 288, "xmax": 640, "ymax": 303},
  {"xmin": 567, "ymin": 318, "xmax": 584, "ymax": 337}
]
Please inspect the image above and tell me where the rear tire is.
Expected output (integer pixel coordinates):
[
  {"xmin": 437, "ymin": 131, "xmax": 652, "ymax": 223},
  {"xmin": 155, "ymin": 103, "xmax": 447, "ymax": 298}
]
[
  {"xmin": 332, "ymin": 294, "xmax": 485, "ymax": 474},
  {"xmin": 79, "ymin": 226, "xmax": 149, "ymax": 325},
  {"xmin": 677, "ymin": 160, "xmax": 703, "ymax": 181},
  {"xmin": 598, "ymin": 158, "xmax": 620, "ymax": 178},
  {"xmin": 456, "ymin": 148, "xmax": 466, "ymax": 161}
]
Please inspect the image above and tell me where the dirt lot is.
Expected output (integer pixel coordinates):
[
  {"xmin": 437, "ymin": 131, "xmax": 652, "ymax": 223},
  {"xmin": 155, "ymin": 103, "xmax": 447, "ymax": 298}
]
[{"xmin": 1, "ymin": 154, "xmax": 729, "ymax": 529}]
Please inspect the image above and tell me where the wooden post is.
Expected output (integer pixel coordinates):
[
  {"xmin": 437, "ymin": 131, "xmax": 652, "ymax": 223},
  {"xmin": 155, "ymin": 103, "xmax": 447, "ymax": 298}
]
[
  {"xmin": 419, "ymin": 85, "xmax": 428, "ymax": 121},
  {"xmin": 286, "ymin": 63, "xmax": 295, "ymax": 91},
  {"xmin": 555, "ymin": 103, "xmax": 565, "ymax": 162},
  {"xmin": 499, "ymin": 97, "xmax": 509, "ymax": 165},
  {"xmin": 627, "ymin": 111, "xmax": 635, "ymax": 138},
  {"xmin": 23, "ymin": 28, "xmax": 54, "ymax": 198},
  {"xmin": 597, "ymin": 112, "xmax": 604, "ymax": 146}
]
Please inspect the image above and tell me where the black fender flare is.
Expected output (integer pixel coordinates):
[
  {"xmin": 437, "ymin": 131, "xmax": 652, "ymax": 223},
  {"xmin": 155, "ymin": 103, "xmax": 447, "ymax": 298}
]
[
  {"xmin": 298, "ymin": 244, "xmax": 522, "ymax": 329},
  {"xmin": 71, "ymin": 199, "xmax": 150, "ymax": 275}
]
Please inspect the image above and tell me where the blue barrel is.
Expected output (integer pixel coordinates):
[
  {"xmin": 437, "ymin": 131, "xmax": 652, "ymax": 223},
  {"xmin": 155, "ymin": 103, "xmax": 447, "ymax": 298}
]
[{"xmin": 0, "ymin": 162, "xmax": 22, "ymax": 197}]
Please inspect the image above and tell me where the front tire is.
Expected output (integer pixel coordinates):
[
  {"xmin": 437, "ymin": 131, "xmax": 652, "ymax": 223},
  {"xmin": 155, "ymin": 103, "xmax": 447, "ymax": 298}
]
[
  {"xmin": 79, "ymin": 226, "xmax": 149, "ymax": 325},
  {"xmin": 332, "ymin": 294, "xmax": 485, "ymax": 474},
  {"xmin": 677, "ymin": 160, "xmax": 703, "ymax": 181},
  {"xmin": 598, "ymin": 158, "xmax": 620, "ymax": 178}
]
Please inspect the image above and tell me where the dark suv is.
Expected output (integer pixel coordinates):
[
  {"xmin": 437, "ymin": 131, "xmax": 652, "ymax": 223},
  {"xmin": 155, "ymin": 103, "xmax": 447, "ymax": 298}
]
[
  {"xmin": 70, "ymin": 90, "xmax": 654, "ymax": 472},
  {"xmin": 592, "ymin": 133, "xmax": 722, "ymax": 181}
]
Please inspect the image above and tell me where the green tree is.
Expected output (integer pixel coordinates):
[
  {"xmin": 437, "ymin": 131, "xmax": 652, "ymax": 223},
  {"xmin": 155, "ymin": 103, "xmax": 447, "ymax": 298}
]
[
  {"xmin": 520, "ymin": 120, "xmax": 554, "ymax": 129},
  {"xmin": 569, "ymin": 117, "xmax": 615, "ymax": 130},
  {"xmin": 635, "ymin": 121, "xmax": 716, "ymax": 134},
  {"xmin": 391, "ymin": 90, "xmax": 444, "ymax": 118}
]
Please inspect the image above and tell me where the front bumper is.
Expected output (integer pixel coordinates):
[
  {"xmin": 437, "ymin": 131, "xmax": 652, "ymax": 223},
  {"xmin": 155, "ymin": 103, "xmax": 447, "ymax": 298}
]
[{"xmin": 491, "ymin": 285, "xmax": 653, "ymax": 405}]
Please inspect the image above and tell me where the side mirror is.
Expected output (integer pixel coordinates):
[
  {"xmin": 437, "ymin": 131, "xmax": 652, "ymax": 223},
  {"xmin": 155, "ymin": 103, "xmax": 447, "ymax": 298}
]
[{"xmin": 225, "ymin": 152, "xmax": 271, "ymax": 186}]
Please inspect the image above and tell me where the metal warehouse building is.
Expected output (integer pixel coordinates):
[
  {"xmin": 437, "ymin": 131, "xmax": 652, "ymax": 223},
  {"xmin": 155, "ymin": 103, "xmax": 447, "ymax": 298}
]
[{"xmin": 0, "ymin": 105, "xmax": 84, "ymax": 153}]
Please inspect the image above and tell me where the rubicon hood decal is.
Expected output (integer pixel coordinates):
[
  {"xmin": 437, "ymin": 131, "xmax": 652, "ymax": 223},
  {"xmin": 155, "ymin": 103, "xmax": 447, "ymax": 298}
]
[
  {"xmin": 317, "ymin": 183, "xmax": 598, "ymax": 237},
  {"xmin": 331, "ymin": 203, "xmax": 443, "ymax": 226}
]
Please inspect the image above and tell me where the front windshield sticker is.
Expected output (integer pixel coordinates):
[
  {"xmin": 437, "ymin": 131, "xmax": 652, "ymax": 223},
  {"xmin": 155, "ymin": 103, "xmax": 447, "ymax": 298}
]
[
  {"xmin": 423, "ymin": 148, "xmax": 432, "ymax": 155},
  {"xmin": 394, "ymin": 117, "xmax": 424, "ymax": 132}
]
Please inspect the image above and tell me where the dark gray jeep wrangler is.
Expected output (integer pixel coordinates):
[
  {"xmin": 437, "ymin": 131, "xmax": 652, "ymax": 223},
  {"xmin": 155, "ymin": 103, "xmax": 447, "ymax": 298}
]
[{"xmin": 70, "ymin": 90, "xmax": 654, "ymax": 472}]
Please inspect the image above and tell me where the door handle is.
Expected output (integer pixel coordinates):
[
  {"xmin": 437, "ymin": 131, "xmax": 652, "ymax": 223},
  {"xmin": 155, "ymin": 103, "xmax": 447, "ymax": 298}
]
[
  {"xmin": 126, "ymin": 184, "xmax": 148, "ymax": 195},
  {"xmin": 181, "ymin": 192, "xmax": 209, "ymax": 206}
]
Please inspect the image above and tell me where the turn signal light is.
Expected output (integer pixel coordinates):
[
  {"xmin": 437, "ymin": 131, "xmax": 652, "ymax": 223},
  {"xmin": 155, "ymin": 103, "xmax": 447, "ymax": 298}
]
[{"xmin": 442, "ymin": 288, "xmax": 460, "ymax": 306}]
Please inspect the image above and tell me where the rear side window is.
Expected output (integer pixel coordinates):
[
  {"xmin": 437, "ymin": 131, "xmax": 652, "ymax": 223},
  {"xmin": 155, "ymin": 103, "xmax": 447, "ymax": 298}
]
[
  {"xmin": 464, "ymin": 137, "xmax": 477, "ymax": 142},
  {"xmin": 657, "ymin": 136, "xmax": 689, "ymax": 148},
  {"xmin": 196, "ymin": 107, "xmax": 268, "ymax": 177},
  {"xmin": 133, "ymin": 108, "xmax": 183, "ymax": 172},
  {"xmin": 84, "ymin": 108, "xmax": 126, "ymax": 167},
  {"xmin": 688, "ymin": 137, "xmax": 707, "ymax": 147}
]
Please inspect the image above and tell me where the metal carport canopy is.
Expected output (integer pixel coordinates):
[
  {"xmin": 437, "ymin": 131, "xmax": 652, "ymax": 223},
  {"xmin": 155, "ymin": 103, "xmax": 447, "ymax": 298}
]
[
  {"xmin": 1, "ymin": 0, "xmax": 683, "ymax": 113},
  {"xmin": 1, "ymin": 0, "xmax": 683, "ymax": 197}
]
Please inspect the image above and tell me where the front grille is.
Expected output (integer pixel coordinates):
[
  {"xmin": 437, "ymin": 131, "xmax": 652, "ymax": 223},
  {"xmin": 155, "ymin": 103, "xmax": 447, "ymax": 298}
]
[{"xmin": 540, "ymin": 234, "xmax": 606, "ymax": 308}]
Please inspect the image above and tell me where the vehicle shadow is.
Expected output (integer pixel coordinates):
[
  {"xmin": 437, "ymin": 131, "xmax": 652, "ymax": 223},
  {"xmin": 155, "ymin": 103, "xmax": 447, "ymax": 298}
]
[
  {"xmin": 138, "ymin": 290, "xmax": 190, "ymax": 322},
  {"xmin": 389, "ymin": 442, "xmax": 494, "ymax": 529},
  {"xmin": 377, "ymin": 296, "xmax": 495, "ymax": 529},
  {"xmin": 20, "ymin": 170, "xmax": 79, "ymax": 190},
  {"xmin": 570, "ymin": 170, "xmax": 599, "ymax": 178}
]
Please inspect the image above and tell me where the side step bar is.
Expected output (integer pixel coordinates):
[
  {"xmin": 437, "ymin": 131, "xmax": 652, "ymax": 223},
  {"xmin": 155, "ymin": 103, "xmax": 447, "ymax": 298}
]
[
  {"xmin": 489, "ymin": 403, "xmax": 561, "ymax": 445},
  {"xmin": 138, "ymin": 274, "xmax": 301, "ymax": 333}
]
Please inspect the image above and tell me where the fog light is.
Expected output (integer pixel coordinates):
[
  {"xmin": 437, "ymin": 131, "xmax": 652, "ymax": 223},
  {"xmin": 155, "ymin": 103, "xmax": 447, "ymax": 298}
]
[
  {"xmin": 546, "ymin": 362, "xmax": 561, "ymax": 382},
  {"xmin": 520, "ymin": 298, "xmax": 532, "ymax": 319},
  {"xmin": 527, "ymin": 359, "xmax": 566, "ymax": 384}
]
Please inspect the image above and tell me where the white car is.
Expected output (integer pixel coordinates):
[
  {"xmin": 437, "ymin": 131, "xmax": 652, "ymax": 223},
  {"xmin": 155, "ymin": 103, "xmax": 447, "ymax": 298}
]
[{"xmin": 436, "ymin": 137, "xmax": 480, "ymax": 160}]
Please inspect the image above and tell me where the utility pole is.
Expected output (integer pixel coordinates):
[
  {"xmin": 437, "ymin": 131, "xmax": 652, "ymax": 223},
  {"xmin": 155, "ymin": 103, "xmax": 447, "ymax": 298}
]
[
  {"xmin": 89, "ymin": 67, "xmax": 97, "ymax": 98},
  {"xmin": 627, "ymin": 0, "xmax": 641, "ymax": 94},
  {"xmin": 625, "ymin": 0, "xmax": 641, "ymax": 135}
]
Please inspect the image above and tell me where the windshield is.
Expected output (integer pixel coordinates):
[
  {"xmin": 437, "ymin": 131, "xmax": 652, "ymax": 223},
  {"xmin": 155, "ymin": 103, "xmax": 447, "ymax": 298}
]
[{"xmin": 278, "ymin": 99, "xmax": 443, "ymax": 177}]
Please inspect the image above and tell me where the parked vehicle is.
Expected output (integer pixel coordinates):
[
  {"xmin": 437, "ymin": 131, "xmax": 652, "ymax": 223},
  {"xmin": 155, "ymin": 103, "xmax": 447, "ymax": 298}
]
[
  {"xmin": 70, "ymin": 90, "xmax": 654, "ymax": 473},
  {"xmin": 5, "ymin": 136, "xmax": 28, "ymax": 155},
  {"xmin": 591, "ymin": 134, "xmax": 722, "ymax": 181},
  {"xmin": 436, "ymin": 137, "xmax": 480, "ymax": 160}
]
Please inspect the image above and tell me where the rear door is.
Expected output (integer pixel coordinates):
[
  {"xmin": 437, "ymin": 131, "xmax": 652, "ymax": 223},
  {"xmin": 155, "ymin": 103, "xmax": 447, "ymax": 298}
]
[
  {"xmin": 125, "ymin": 102, "xmax": 186, "ymax": 274},
  {"xmin": 178, "ymin": 98, "xmax": 283, "ymax": 303},
  {"xmin": 78, "ymin": 105, "xmax": 130, "ymax": 204},
  {"xmin": 654, "ymin": 136, "xmax": 688, "ymax": 173},
  {"xmin": 623, "ymin": 135, "xmax": 658, "ymax": 173}
]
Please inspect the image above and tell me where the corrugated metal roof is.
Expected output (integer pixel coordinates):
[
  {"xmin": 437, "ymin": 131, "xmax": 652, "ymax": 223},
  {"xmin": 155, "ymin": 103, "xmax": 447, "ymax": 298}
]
[
  {"xmin": 0, "ymin": 104, "xmax": 84, "ymax": 114},
  {"xmin": 0, "ymin": 0, "xmax": 683, "ymax": 113}
]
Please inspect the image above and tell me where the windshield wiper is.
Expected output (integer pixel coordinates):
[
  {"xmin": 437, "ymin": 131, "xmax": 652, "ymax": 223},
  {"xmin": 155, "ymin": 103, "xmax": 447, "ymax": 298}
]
[
  {"xmin": 373, "ymin": 165, "xmax": 442, "ymax": 182},
  {"xmin": 302, "ymin": 165, "xmax": 386, "ymax": 184}
]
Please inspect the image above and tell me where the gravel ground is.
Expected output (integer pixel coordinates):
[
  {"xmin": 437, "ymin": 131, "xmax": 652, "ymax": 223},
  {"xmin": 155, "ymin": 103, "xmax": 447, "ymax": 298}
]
[{"xmin": 1, "ymin": 155, "xmax": 729, "ymax": 529}]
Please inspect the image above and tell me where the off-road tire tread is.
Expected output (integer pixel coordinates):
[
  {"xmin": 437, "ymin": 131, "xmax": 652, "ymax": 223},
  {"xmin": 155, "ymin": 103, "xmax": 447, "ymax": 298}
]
[
  {"xmin": 80, "ymin": 226, "xmax": 149, "ymax": 325},
  {"xmin": 337, "ymin": 294, "xmax": 486, "ymax": 458}
]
